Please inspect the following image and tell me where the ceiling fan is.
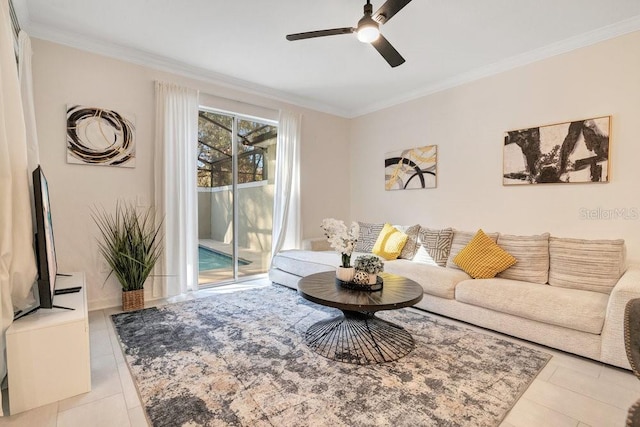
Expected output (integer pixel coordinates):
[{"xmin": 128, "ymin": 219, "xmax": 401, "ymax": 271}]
[{"xmin": 286, "ymin": 0, "xmax": 412, "ymax": 68}]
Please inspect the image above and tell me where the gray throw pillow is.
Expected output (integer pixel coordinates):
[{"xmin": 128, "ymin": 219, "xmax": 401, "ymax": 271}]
[
  {"xmin": 412, "ymin": 227, "xmax": 454, "ymax": 267},
  {"xmin": 355, "ymin": 222, "xmax": 384, "ymax": 253},
  {"xmin": 398, "ymin": 224, "xmax": 421, "ymax": 259}
]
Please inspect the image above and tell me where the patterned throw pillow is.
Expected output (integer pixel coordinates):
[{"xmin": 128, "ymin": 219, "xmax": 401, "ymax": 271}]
[
  {"xmin": 412, "ymin": 227, "xmax": 454, "ymax": 267},
  {"xmin": 355, "ymin": 222, "xmax": 384, "ymax": 253},
  {"xmin": 398, "ymin": 224, "xmax": 421, "ymax": 259},
  {"xmin": 453, "ymin": 230, "xmax": 516, "ymax": 279},
  {"xmin": 446, "ymin": 230, "xmax": 499, "ymax": 271},
  {"xmin": 372, "ymin": 224, "xmax": 409, "ymax": 260}
]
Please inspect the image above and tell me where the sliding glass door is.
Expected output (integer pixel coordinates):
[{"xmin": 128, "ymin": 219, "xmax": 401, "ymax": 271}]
[{"xmin": 197, "ymin": 110, "xmax": 277, "ymax": 286}]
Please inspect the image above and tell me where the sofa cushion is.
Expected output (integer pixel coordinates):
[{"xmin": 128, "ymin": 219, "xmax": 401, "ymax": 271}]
[
  {"xmin": 372, "ymin": 223, "xmax": 408, "ymax": 260},
  {"xmin": 453, "ymin": 230, "xmax": 516, "ymax": 279},
  {"xmin": 397, "ymin": 224, "xmax": 421, "ymax": 260},
  {"xmin": 412, "ymin": 227, "xmax": 454, "ymax": 267},
  {"xmin": 272, "ymin": 250, "xmax": 340, "ymax": 277},
  {"xmin": 384, "ymin": 259, "xmax": 470, "ymax": 299},
  {"xmin": 355, "ymin": 222, "xmax": 384, "ymax": 253},
  {"xmin": 455, "ymin": 278, "xmax": 609, "ymax": 334},
  {"xmin": 446, "ymin": 230, "xmax": 499, "ymax": 271},
  {"xmin": 497, "ymin": 233, "xmax": 550, "ymax": 284},
  {"xmin": 549, "ymin": 237, "xmax": 626, "ymax": 294}
]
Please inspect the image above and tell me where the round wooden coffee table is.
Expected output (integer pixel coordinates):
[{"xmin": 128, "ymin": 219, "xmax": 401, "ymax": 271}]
[{"xmin": 298, "ymin": 271, "xmax": 423, "ymax": 365}]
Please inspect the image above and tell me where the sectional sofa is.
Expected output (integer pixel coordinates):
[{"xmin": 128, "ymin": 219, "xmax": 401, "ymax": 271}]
[{"xmin": 269, "ymin": 224, "xmax": 639, "ymax": 370}]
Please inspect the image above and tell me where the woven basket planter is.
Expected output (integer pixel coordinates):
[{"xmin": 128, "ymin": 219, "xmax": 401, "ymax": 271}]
[{"xmin": 122, "ymin": 289, "xmax": 145, "ymax": 311}]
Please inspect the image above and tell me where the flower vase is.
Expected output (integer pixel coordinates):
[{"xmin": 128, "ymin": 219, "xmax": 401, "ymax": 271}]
[
  {"xmin": 336, "ymin": 267, "xmax": 355, "ymax": 282},
  {"xmin": 368, "ymin": 273, "xmax": 377, "ymax": 285}
]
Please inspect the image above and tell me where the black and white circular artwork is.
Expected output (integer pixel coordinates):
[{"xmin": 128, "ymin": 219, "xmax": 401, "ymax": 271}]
[{"xmin": 66, "ymin": 105, "xmax": 136, "ymax": 167}]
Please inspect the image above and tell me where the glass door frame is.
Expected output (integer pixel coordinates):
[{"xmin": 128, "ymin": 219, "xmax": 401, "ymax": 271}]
[{"xmin": 198, "ymin": 106, "xmax": 277, "ymax": 287}]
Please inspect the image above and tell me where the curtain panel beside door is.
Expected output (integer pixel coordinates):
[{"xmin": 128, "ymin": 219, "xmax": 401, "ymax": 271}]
[{"xmin": 153, "ymin": 81, "xmax": 199, "ymax": 297}]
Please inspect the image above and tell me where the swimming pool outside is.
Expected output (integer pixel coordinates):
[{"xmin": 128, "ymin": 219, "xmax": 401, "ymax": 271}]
[{"xmin": 198, "ymin": 246, "xmax": 250, "ymax": 271}]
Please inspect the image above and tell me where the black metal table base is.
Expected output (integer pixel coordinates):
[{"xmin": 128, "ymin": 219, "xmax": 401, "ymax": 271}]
[{"xmin": 304, "ymin": 311, "xmax": 415, "ymax": 364}]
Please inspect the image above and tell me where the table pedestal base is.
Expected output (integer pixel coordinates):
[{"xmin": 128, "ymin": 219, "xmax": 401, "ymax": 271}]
[{"xmin": 304, "ymin": 311, "xmax": 414, "ymax": 364}]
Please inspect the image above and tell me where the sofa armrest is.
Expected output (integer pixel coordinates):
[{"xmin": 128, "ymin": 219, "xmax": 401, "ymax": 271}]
[
  {"xmin": 302, "ymin": 238, "xmax": 331, "ymax": 251},
  {"xmin": 600, "ymin": 266, "xmax": 640, "ymax": 368}
]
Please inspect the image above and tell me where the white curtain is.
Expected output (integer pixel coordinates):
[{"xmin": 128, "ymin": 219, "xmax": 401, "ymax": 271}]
[
  {"xmin": 14, "ymin": 30, "xmax": 39, "ymax": 310},
  {"xmin": 271, "ymin": 110, "xmax": 302, "ymax": 259},
  {"xmin": 153, "ymin": 81, "xmax": 199, "ymax": 297},
  {"xmin": 18, "ymin": 31, "xmax": 40, "ymax": 187},
  {"xmin": 0, "ymin": 0, "xmax": 38, "ymax": 415}
]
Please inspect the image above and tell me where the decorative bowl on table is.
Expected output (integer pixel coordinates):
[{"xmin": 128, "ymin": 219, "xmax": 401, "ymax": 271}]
[{"xmin": 335, "ymin": 275, "xmax": 383, "ymax": 292}]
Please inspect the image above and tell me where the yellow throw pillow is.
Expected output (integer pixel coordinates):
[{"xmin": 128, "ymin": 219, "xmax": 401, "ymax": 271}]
[
  {"xmin": 372, "ymin": 223, "xmax": 409, "ymax": 260},
  {"xmin": 454, "ymin": 229, "xmax": 516, "ymax": 279}
]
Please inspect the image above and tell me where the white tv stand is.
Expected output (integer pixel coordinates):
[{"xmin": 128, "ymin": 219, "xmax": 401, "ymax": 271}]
[{"xmin": 6, "ymin": 272, "xmax": 91, "ymax": 414}]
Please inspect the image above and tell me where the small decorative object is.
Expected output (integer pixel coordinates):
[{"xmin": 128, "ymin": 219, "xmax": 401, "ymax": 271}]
[
  {"xmin": 93, "ymin": 202, "xmax": 163, "ymax": 311},
  {"xmin": 67, "ymin": 105, "xmax": 136, "ymax": 167},
  {"xmin": 335, "ymin": 275, "xmax": 383, "ymax": 292},
  {"xmin": 353, "ymin": 270, "xmax": 369, "ymax": 285},
  {"xmin": 321, "ymin": 218, "xmax": 359, "ymax": 279},
  {"xmin": 354, "ymin": 255, "xmax": 384, "ymax": 285},
  {"xmin": 503, "ymin": 116, "xmax": 610, "ymax": 185},
  {"xmin": 385, "ymin": 145, "xmax": 437, "ymax": 191}
]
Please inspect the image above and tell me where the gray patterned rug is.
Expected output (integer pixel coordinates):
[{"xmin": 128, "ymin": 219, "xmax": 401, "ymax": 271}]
[{"xmin": 111, "ymin": 285, "xmax": 550, "ymax": 427}]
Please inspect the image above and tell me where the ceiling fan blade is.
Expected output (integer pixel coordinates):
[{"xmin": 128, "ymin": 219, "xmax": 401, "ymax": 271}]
[
  {"xmin": 371, "ymin": 34, "xmax": 405, "ymax": 67},
  {"xmin": 286, "ymin": 27, "xmax": 354, "ymax": 41},
  {"xmin": 373, "ymin": 0, "xmax": 413, "ymax": 25}
]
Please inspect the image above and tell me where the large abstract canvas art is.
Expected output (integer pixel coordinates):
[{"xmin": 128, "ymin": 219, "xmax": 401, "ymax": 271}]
[
  {"xmin": 503, "ymin": 116, "xmax": 610, "ymax": 185},
  {"xmin": 67, "ymin": 105, "xmax": 136, "ymax": 167},
  {"xmin": 385, "ymin": 145, "xmax": 437, "ymax": 191}
]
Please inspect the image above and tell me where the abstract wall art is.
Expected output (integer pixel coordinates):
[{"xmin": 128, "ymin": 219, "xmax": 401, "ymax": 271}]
[
  {"xmin": 67, "ymin": 105, "xmax": 136, "ymax": 167},
  {"xmin": 503, "ymin": 116, "xmax": 610, "ymax": 185},
  {"xmin": 385, "ymin": 145, "xmax": 437, "ymax": 191}
]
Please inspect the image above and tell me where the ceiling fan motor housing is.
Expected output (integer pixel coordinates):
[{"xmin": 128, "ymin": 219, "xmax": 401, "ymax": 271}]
[{"xmin": 357, "ymin": 2, "xmax": 380, "ymax": 43}]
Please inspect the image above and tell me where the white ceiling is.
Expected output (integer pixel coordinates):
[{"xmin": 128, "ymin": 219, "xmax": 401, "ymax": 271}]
[{"xmin": 13, "ymin": 0, "xmax": 640, "ymax": 117}]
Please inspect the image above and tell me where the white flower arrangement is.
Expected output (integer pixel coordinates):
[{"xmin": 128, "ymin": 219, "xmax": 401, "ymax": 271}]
[
  {"xmin": 321, "ymin": 218, "xmax": 359, "ymax": 268},
  {"xmin": 354, "ymin": 255, "xmax": 384, "ymax": 275}
]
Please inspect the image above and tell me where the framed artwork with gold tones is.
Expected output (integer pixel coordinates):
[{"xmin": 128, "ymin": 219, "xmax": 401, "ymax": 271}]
[
  {"xmin": 503, "ymin": 116, "xmax": 610, "ymax": 185},
  {"xmin": 385, "ymin": 145, "xmax": 437, "ymax": 191}
]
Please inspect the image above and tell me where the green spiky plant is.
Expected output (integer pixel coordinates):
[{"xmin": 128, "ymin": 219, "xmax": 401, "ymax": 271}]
[{"xmin": 93, "ymin": 202, "xmax": 163, "ymax": 292}]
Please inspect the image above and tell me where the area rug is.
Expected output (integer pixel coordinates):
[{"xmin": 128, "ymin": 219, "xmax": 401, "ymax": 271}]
[{"xmin": 111, "ymin": 285, "xmax": 550, "ymax": 427}]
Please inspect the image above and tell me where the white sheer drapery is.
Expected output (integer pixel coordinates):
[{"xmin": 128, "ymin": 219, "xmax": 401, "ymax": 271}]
[
  {"xmin": 18, "ymin": 31, "xmax": 39, "ymax": 180},
  {"xmin": 271, "ymin": 110, "xmax": 302, "ymax": 259},
  {"xmin": 0, "ymin": 1, "xmax": 38, "ymax": 414},
  {"xmin": 14, "ymin": 30, "xmax": 39, "ymax": 310},
  {"xmin": 153, "ymin": 81, "xmax": 199, "ymax": 297}
]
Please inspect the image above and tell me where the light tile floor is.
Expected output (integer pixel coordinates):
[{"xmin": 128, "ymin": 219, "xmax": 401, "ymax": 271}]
[{"xmin": 1, "ymin": 278, "xmax": 638, "ymax": 427}]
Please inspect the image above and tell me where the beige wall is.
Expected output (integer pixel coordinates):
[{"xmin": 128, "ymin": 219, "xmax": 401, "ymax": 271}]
[
  {"xmin": 31, "ymin": 38, "xmax": 351, "ymax": 309},
  {"xmin": 350, "ymin": 31, "xmax": 640, "ymax": 263}
]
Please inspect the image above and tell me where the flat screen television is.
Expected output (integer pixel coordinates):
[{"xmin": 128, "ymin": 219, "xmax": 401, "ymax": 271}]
[{"xmin": 32, "ymin": 165, "xmax": 58, "ymax": 309}]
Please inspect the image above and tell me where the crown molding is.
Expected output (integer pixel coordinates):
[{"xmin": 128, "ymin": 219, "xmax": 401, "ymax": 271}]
[
  {"xmin": 349, "ymin": 16, "xmax": 640, "ymax": 118},
  {"xmin": 22, "ymin": 22, "xmax": 353, "ymax": 118},
  {"xmin": 16, "ymin": 7, "xmax": 640, "ymax": 120}
]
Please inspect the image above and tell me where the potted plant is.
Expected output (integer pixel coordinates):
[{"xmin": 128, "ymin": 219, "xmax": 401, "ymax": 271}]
[
  {"xmin": 93, "ymin": 202, "xmax": 163, "ymax": 311},
  {"xmin": 354, "ymin": 255, "xmax": 384, "ymax": 285},
  {"xmin": 321, "ymin": 218, "xmax": 359, "ymax": 282}
]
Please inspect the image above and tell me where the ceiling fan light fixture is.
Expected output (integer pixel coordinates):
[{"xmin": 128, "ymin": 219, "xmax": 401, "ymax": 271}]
[{"xmin": 356, "ymin": 17, "xmax": 380, "ymax": 43}]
